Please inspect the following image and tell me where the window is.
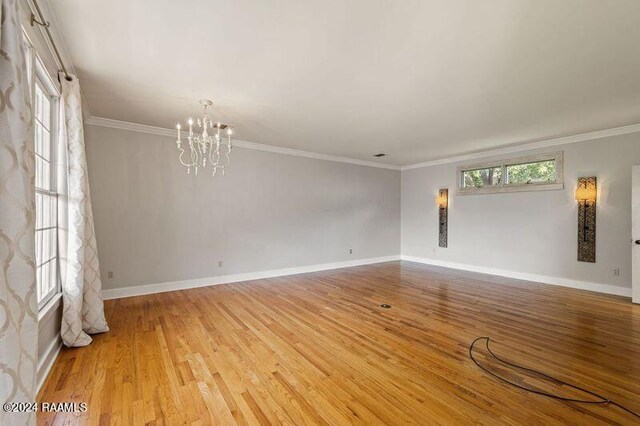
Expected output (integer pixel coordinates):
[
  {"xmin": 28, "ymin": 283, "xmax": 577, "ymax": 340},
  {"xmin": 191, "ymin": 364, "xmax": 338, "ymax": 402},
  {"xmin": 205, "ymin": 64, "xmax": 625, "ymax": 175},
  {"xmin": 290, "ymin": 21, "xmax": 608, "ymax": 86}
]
[
  {"xmin": 462, "ymin": 166, "xmax": 503, "ymax": 189},
  {"xmin": 458, "ymin": 152, "xmax": 564, "ymax": 195},
  {"xmin": 32, "ymin": 55, "xmax": 61, "ymax": 309},
  {"xmin": 505, "ymin": 159, "xmax": 556, "ymax": 185}
]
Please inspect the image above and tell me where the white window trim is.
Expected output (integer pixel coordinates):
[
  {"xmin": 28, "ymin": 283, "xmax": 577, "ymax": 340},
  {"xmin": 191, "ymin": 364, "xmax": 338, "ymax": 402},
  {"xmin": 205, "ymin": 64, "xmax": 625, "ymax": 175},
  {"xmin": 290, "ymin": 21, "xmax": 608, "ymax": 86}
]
[
  {"xmin": 28, "ymin": 40, "xmax": 62, "ymax": 311},
  {"xmin": 457, "ymin": 151, "xmax": 564, "ymax": 195}
]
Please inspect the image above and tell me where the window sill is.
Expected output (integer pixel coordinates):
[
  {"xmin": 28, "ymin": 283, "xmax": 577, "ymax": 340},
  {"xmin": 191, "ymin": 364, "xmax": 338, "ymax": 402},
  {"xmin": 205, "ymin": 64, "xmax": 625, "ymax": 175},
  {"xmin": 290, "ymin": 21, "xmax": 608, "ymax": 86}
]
[
  {"xmin": 38, "ymin": 292, "xmax": 62, "ymax": 323},
  {"xmin": 457, "ymin": 182, "xmax": 564, "ymax": 195}
]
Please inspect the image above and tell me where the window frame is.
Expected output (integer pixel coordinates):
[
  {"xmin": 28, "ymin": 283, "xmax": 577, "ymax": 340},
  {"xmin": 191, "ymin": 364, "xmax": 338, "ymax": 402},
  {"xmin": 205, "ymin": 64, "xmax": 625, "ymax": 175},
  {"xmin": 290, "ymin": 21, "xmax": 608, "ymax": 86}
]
[
  {"xmin": 457, "ymin": 151, "xmax": 564, "ymax": 195},
  {"xmin": 29, "ymin": 48, "xmax": 62, "ymax": 310}
]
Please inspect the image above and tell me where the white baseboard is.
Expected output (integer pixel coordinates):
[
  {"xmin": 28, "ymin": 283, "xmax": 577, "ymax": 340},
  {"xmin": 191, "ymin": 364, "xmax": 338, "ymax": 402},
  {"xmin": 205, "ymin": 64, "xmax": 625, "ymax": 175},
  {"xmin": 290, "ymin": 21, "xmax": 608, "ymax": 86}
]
[
  {"xmin": 102, "ymin": 254, "xmax": 631, "ymax": 300},
  {"xmin": 37, "ymin": 338, "xmax": 62, "ymax": 393},
  {"xmin": 102, "ymin": 255, "xmax": 401, "ymax": 300},
  {"xmin": 401, "ymin": 255, "xmax": 632, "ymax": 298}
]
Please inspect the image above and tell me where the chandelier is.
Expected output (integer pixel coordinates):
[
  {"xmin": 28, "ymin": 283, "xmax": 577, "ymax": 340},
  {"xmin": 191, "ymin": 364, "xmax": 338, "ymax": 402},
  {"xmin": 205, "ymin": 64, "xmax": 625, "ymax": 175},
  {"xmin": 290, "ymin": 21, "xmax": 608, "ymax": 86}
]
[{"xmin": 175, "ymin": 99, "xmax": 233, "ymax": 176}]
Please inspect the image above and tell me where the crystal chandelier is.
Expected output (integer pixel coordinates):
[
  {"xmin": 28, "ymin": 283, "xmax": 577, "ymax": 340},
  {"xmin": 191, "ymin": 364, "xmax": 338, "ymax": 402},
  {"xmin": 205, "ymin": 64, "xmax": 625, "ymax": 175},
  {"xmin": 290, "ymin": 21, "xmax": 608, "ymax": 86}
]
[{"xmin": 175, "ymin": 99, "xmax": 233, "ymax": 176}]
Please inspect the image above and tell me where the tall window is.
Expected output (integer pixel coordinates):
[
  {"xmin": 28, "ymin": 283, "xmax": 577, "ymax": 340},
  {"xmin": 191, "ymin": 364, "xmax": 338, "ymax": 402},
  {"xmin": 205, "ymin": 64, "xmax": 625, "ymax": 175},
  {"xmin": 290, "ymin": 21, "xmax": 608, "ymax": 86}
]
[{"xmin": 33, "ymin": 57, "xmax": 61, "ymax": 308}]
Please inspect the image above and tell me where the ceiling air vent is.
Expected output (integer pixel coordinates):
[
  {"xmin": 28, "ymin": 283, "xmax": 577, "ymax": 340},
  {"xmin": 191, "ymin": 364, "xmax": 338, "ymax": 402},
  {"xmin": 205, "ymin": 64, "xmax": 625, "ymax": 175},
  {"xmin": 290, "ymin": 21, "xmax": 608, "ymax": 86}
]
[{"xmin": 373, "ymin": 153, "xmax": 386, "ymax": 157}]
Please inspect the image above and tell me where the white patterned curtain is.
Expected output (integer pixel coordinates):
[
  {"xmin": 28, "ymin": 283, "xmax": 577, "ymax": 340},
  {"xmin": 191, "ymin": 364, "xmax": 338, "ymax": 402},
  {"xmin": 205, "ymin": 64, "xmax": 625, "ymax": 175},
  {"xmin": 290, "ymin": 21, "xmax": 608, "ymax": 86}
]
[
  {"xmin": 59, "ymin": 75, "xmax": 109, "ymax": 347},
  {"xmin": 0, "ymin": 0, "xmax": 38, "ymax": 425}
]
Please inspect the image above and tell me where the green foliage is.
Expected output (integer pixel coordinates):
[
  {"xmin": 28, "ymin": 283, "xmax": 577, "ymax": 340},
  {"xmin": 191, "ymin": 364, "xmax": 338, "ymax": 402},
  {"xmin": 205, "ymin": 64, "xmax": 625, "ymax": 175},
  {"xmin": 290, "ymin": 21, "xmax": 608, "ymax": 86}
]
[
  {"xmin": 463, "ymin": 160, "xmax": 556, "ymax": 188},
  {"xmin": 463, "ymin": 167, "xmax": 502, "ymax": 188},
  {"xmin": 506, "ymin": 160, "xmax": 555, "ymax": 184}
]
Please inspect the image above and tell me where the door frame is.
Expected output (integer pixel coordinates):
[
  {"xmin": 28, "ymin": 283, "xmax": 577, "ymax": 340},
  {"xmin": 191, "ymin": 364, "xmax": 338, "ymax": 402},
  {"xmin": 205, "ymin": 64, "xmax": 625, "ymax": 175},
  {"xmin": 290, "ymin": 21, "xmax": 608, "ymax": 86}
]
[{"xmin": 632, "ymin": 165, "xmax": 640, "ymax": 304}]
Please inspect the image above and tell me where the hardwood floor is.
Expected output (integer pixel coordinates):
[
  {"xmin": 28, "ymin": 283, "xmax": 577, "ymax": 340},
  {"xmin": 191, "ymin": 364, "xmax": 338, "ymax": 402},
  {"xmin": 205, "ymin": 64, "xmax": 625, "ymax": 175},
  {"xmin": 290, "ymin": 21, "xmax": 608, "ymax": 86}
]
[{"xmin": 38, "ymin": 261, "xmax": 640, "ymax": 425}]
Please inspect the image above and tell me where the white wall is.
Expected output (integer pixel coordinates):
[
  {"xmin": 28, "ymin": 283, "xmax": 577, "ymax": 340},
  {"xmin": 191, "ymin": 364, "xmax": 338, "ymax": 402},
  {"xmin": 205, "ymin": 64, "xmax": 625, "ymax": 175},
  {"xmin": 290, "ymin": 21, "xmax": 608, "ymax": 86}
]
[
  {"xmin": 401, "ymin": 133, "xmax": 640, "ymax": 294},
  {"xmin": 85, "ymin": 125, "xmax": 401, "ymax": 291}
]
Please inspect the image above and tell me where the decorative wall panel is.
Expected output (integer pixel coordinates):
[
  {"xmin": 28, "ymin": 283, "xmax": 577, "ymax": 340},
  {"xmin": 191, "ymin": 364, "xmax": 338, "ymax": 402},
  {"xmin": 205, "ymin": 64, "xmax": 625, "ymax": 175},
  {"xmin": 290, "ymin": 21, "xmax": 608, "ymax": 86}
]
[
  {"xmin": 439, "ymin": 188, "xmax": 448, "ymax": 248},
  {"xmin": 577, "ymin": 177, "xmax": 596, "ymax": 263}
]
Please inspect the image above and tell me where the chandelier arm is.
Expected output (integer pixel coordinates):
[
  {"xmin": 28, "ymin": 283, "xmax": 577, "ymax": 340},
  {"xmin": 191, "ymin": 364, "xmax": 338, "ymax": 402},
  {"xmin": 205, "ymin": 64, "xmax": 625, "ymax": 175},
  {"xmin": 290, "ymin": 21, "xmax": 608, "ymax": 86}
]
[
  {"xmin": 219, "ymin": 143, "xmax": 231, "ymax": 169},
  {"xmin": 213, "ymin": 139, "xmax": 221, "ymax": 165},
  {"xmin": 208, "ymin": 137, "xmax": 216, "ymax": 165},
  {"xmin": 196, "ymin": 138, "xmax": 205, "ymax": 167},
  {"xmin": 190, "ymin": 144, "xmax": 198, "ymax": 168},
  {"xmin": 211, "ymin": 139, "xmax": 219, "ymax": 176},
  {"xmin": 177, "ymin": 145, "xmax": 195, "ymax": 168}
]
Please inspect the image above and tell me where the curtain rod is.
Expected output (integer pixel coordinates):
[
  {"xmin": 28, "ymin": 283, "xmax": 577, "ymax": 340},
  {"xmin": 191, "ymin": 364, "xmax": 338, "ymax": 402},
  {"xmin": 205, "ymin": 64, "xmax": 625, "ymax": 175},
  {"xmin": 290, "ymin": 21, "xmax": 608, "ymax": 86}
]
[{"xmin": 29, "ymin": 0, "xmax": 72, "ymax": 82}]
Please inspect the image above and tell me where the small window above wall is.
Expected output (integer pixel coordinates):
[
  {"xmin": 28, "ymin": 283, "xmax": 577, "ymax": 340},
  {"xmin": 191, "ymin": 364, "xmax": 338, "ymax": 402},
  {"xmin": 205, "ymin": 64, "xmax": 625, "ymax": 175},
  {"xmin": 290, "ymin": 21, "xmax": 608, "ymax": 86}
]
[{"xmin": 457, "ymin": 152, "xmax": 564, "ymax": 195}]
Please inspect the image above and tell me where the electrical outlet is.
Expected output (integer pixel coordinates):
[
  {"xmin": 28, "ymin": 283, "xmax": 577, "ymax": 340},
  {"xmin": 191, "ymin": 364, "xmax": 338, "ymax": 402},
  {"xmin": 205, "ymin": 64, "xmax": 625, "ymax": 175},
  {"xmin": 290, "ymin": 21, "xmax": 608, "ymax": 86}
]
[
  {"xmin": 349, "ymin": 249, "xmax": 353, "ymax": 254},
  {"xmin": 218, "ymin": 261, "xmax": 223, "ymax": 267},
  {"xmin": 614, "ymin": 268, "xmax": 620, "ymax": 277},
  {"xmin": 107, "ymin": 271, "xmax": 114, "ymax": 279}
]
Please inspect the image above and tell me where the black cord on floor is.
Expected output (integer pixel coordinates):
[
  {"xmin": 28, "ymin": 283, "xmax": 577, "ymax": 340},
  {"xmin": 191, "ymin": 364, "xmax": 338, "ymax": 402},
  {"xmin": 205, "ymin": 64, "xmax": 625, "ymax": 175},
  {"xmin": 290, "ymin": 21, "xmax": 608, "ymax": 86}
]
[{"xmin": 469, "ymin": 336, "xmax": 640, "ymax": 420}]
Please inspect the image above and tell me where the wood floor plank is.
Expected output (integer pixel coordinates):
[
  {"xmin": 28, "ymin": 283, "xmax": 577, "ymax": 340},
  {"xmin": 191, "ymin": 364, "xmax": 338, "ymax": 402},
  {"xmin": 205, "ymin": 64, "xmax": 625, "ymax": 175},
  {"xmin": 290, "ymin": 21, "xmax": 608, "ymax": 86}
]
[{"xmin": 38, "ymin": 261, "xmax": 640, "ymax": 425}]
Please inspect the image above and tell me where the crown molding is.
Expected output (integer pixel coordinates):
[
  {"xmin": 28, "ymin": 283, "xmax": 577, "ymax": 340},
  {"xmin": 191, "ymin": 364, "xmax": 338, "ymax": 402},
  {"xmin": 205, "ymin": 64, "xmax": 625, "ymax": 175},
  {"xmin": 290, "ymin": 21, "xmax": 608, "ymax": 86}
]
[
  {"xmin": 401, "ymin": 123, "xmax": 640, "ymax": 171},
  {"xmin": 86, "ymin": 116, "xmax": 176, "ymax": 137},
  {"xmin": 85, "ymin": 116, "xmax": 640, "ymax": 172},
  {"xmin": 228, "ymin": 139, "xmax": 400, "ymax": 170},
  {"xmin": 84, "ymin": 116, "xmax": 402, "ymax": 170}
]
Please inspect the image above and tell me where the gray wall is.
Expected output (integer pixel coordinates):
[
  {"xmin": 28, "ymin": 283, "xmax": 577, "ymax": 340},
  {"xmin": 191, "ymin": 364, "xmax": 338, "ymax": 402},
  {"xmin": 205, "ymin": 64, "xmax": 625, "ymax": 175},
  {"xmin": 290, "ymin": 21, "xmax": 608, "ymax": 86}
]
[
  {"xmin": 85, "ymin": 124, "xmax": 640, "ymax": 294},
  {"xmin": 401, "ymin": 133, "xmax": 640, "ymax": 290},
  {"xmin": 85, "ymin": 125, "xmax": 401, "ymax": 290}
]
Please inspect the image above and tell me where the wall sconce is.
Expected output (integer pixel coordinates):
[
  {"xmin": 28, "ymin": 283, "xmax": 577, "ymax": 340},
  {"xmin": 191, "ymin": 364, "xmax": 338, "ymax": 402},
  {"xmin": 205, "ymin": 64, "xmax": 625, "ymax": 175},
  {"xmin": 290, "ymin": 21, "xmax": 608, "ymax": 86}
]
[
  {"xmin": 436, "ymin": 188, "xmax": 448, "ymax": 248},
  {"xmin": 436, "ymin": 193, "xmax": 448, "ymax": 208},
  {"xmin": 575, "ymin": 177, "xmax": 597, "ymax": 263}
]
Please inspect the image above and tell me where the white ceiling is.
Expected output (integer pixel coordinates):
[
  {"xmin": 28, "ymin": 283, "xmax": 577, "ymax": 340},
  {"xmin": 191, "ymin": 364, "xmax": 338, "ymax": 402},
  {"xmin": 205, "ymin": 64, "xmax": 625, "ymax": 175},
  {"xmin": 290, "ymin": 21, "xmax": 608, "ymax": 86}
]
[{"xmin": 50, "ymin": 0, "xmax": 640, "ymax": 166}]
